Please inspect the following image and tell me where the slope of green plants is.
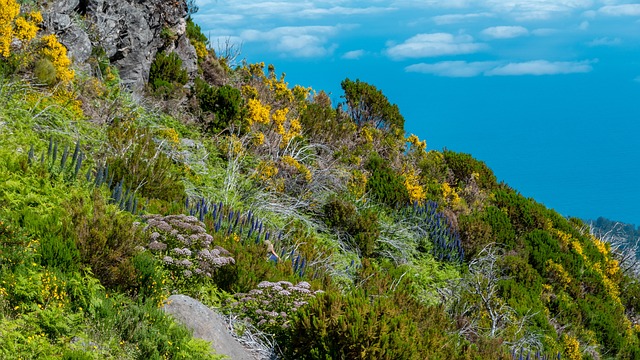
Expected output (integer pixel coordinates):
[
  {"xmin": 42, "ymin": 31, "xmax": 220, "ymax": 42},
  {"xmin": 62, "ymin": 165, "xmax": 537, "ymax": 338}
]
[{"xmin": 1, "ymin": 1, "xmax": 639, "ymax": 359}]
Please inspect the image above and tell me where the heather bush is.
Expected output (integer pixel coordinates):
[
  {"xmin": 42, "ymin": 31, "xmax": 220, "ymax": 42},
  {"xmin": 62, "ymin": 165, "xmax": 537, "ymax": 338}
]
[
  {"xmin": 148, "ymin": 51, "xmax": 188, "ymax": 97},
  {"xmin": 34, "ymin": 58, "xmax": 57, "ymax": 85},
  {"xmin": 67, "ymin": 190, "xmax": 144, "ymax": 289},
  {"xmin": 443, "ymin": 150, "xmax": 497, "ymax": 190},
  {"xmin": 194, "ymin": 79, "xmax": 245, "ymax": 133},
  {"xmin": 323, "ymin": 196, "xmax": 380, "ymax": 257},
  {"xmin": 365, "ymin": 154, "xmax": 410, "ymax": 208},
  {"xmin": 493, "ymin": 189, "xmax": 548, "ymax": 236},
  {"xmin": 282, "ymin": 260, "xmax": 479, "ymax": 359},
  {"xmin": 340, "ymin": 78, "xmax": 404, "ymax": 132}
]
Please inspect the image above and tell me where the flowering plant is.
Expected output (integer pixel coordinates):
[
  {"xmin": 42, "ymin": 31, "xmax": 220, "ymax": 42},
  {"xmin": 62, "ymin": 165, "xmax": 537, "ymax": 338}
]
[
  {"xmin": 227, "ymin": 280, "xmax": 322, "ymax": 335},
  {"xmin": 142, "ymin": 214, "xmax": 235, "ymax": 280}
]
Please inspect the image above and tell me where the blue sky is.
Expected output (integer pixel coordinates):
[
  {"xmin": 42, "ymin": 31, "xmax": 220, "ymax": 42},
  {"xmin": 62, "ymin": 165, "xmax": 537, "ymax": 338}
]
[{"xmin": 193, "ymin": 0, "xmax": 640, "ymax": 225}]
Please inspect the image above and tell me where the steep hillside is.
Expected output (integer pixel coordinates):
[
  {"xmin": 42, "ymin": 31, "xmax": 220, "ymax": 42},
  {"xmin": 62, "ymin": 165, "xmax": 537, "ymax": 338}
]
[{"xmin": 1, "ymin": 1, "xmax": 640, "ymax": 359}]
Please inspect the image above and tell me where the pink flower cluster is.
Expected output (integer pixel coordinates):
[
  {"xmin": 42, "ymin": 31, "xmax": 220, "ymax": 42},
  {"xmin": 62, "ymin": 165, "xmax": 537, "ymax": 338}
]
[{"xmin": 142, "ymin": 214, "xmax": 234, "ymax": 279}]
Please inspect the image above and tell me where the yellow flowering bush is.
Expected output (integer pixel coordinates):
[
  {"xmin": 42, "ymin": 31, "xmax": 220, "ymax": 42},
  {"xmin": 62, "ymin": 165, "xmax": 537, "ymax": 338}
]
[
  {"xmin": 252, "ymin": 131, "xmax": 265, "ymax": 146},
  {"xmin": 281, "ymin": 117, "xmax": 301, "ymax": 146},
  {"xmin": 403, "ymin": 166, "xmax": 425, "ymax": 204},
  {"xmin": 441, "ymin": 182, "xmax": 461, "ymax": 207},
  {"xmin": 282, "ymin": 155, "xmax": 312, "ymax": 182},
  {"xmin": 592, "ymin": 236, "xmax": 610, "ymax": 256},
  {"xmin": 257, "ymin": 160, "xmax": 279, "ymax": 182},
  {"xmin": 160, "ymin": 128, "xmax": 180, "ymax": 147},
  {"xmin": 247, "ymin": 98, "xmax": 271, "ymax": 126},
  {"xmin": 272, "ymin": 108, "xmax": 288, "ymax": 134},
  {"xmin": 40, "ymin": 34, "xmax": 74, "ymax": 82},
  {"xmin": 562, "ymin": 334, "xmax": 582, "ymax": 360},
  {"xmin": 0, "ymin": 0, "xmax": 20, "ymax": 57},
  {"xmin": 545, "ymin": 259, "xmax": 572, "ymax": 289},
  {"xmin": 192, "ymin": 39, "xmax": 207, "ymax": 60},
  {"xmin": 348, "ymin": 170, "xmax": 367, "ymax": 199},
  {"xmin": 407, "ymin": 134, "xmax": 426, "ymax": 152}
]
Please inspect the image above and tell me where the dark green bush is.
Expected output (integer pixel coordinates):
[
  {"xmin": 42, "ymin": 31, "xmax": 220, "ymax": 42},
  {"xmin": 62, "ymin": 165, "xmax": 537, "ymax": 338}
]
[
  {"xmin": 38, "ymin": 232, "xmax": 81, "ymax": 272},
  {"xmin": 67, "ymin": 190, "xmax": 143, "ymax": 289},
  {"xmin": 132, "ymin": 251, "xmax": 164, "ymax": 301},
  {"xmin": 300, "ymin": 92, "xmax": 354, "ymax": 146},
  {"xmin": 149, "ymin": 52, "xmax": 188, "ymax": 96},
  {"xmin": 365, "ymin": 154, "xmax": 409, "ymax": 208},
  {"xmin": 341, "ymin": 78, "xmax": 404, "ymax": 132},
  {"xmin": 323, "ymin": 196, "xmax": 357, "ymax": 229},
  {"xmin": 282, "ymin": 260, "xmax": 482, "ymax": 359},
  {"xmin": 186, "ymin": 18, "xmax": 208, "ymax": 44},
  {"xmin": 493, "ymin": 189, "xmax": 547, "ymax": 236},
  {"xmin": 323, "ymin": 197, "xmax": 380, "ymax": 257},
  {"xmin": 443, "ymin": 150, "xmax": 497, "ymax": 190},
  {"xmin": 194, "ymin": 79, "xmax": 245, "ymax": 133},
  {"xmin": 459, "ymin": 206, "xmax": 515, "ymax": 260}
]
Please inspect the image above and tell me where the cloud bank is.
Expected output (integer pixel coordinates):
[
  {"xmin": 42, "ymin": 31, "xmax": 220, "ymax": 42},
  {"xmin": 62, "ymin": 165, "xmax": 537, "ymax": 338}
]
[
  {"xmin": 406, "ymin": 59, "xmax": 594, "ymax": 77},
  {"xmin": 386, "ymin": 33, "xmax": 486, "ymax": 60}
]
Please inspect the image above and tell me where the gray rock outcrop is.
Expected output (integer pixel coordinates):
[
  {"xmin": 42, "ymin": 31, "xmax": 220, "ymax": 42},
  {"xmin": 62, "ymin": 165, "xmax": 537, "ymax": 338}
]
[
  {"xmin": 162, "ymin": 294, "xmax": 258, "ymax": 360},
  {"xmin": 43, "ymin": 0, "xmax": 197, "ymax": 89}
]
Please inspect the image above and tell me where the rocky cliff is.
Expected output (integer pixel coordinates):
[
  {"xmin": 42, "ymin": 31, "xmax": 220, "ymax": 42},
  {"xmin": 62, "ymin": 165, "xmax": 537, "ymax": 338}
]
[{"xmin": 43, "ymin": 0, "xmax": 197, "ymax": 89}]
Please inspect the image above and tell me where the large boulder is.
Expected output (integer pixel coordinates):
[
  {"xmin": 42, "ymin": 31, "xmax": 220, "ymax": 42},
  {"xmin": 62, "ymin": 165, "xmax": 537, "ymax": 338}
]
[
  {"xmin": 42, "ymin": 0, "xmax": 197, "ymax": 89},
  {"xmin": 162, "ymin": 294, "xmax": 258, "ymax": 360}
]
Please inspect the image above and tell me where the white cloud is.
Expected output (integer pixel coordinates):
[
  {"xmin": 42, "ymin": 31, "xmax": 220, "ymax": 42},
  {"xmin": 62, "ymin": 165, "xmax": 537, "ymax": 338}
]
[
  {"xmin": 406, "ymin": 59, "xmax": 594, "ymax": 77},
  {"xmin": 386, "ymin": 33, "xmax": 486, "ymax": 60},
  {"xmin": 406, "ymin": 61, "xmax": 497, "ymax": 77},
  {"xmin": 598, "ymin": 4, "xmax": 640, "ymax": 16},
  {"xmin": 579, "ymin": 21, "xmax": 589, "ymax": 30},
  {"xmin": 481, "ymin": 26, "xmax": 529, "ymax": 39},
  {"xmin": 298, "ymin": 6, "xmax": 396, "ymax": 18},
  {"xmin": 240, "ymin": 26, "xmax": 343, "ymax": 58},
  {"xmin": 532, "ymin": 28, "xmax": 557, "ymax": 36},
  {"xmin": 588, "ymin": 37, "xmax": 621, "ymax": 46},
  {"xmin": 432, "ymin": 12, "xmax": 495, "ymax": 25},
  {"xmin": 342, "ymin": 49, "xmax": 366, "ymax": 60},
  {"xmin": 485, "ymin": 60, "xmax": 594, "ymax": 76},
  {"xmin": 414, "ymin": 0, "xmax": 595, "ymax": 21}
]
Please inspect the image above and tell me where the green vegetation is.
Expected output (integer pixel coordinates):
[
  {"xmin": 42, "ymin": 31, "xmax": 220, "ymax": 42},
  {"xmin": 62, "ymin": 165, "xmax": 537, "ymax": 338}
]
[
  {"xmin": 149, "ymin": 51, "xmax": 188, "ymax": 97},
  {"xmin": 1, "ymin": 1, "xmax": 639, "ymax": 359}
]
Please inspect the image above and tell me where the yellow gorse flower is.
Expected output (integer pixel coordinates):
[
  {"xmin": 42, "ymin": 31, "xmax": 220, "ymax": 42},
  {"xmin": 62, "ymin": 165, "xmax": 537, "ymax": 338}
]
[
  {"xmin": 0, "ymin": 0, "xmax": 20, "ymax": 57},
  {"xmin": 41, "ymin": 34, "xmax": 74, "ymax": 82}
]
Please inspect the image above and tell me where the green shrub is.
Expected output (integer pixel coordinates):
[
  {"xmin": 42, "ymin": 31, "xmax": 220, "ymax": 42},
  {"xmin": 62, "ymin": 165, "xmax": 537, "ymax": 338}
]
[
  {"xmin": 341, "ymin": 78, "xmax": 405, "ymax": 132},
  {"xmin": 107, "ymin": 122, "xmax": 185, "ymax": 203},
  {"xmin": 195, "ymin": 79, "xmax": 245, "ymax": 133},
  {"xmin": 323, "ymin": 197, "xmax": 380, "ymax": 257},
  {"xmin": 323, "ymin": 196, "xmax": 356, "ymax": 229},
  {"xmin": 365, "ymin": 154, "xmax": 409, "ymax": 208},
  {"xmin": 443, "ymin": 150, "xmax": 497, "ymax": 190},
  {"xmin": 186, "ymin": 18, "xmax": 208, "ymax": 44},
  {"xmin": 34, "ymin": 58, "xmax": 57, "ymax": 85},
  {"xmin": 92, "ymin": 294, "xmax": 221, "ymax": 360},
  {"xmin": 38, "ymin": 232, "xmax": 81, "ymax": 272},
  {"xmin": 67, "ymin": 190, "xmax": 143, "ymax": 289},
  {"xmin": 493, "ymin": 189, "xmax": 548, "ymax": 236},
  {"xmin": 132, "ymin": 251, "xmax": 166, "ymax": 302},
  {"xmin": 418, "ymin": 150, "xmax": 449, "ymax": 185},
  {"xmin": 282, "ymin": 261, "xmax": 478, "ymax": 359},
  {"xmin": 148, "ymin": 51, "xmax": 188, "ymax": 96},
  {"xmin": 62, "ymin": 350, "xmax": 93, "ymax": 360}
]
